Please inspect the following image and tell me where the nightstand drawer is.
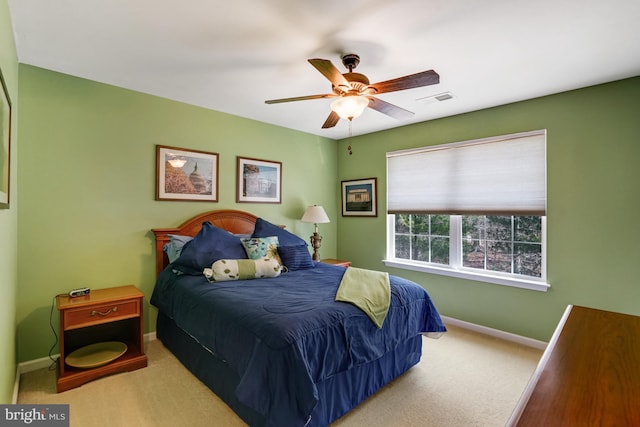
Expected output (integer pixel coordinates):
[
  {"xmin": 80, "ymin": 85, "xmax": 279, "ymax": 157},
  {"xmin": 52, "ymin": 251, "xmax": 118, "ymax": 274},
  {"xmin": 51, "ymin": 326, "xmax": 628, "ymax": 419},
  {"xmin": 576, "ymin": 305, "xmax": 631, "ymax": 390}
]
[{"xmin": 63, "ymin": 299, "xmax": 140, "ymax": 330}]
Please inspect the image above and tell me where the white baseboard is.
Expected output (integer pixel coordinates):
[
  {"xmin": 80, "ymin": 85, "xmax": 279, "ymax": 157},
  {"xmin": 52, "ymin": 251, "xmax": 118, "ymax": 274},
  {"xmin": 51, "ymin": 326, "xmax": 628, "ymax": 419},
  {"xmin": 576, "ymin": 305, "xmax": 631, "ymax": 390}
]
[
  {"xmin": 441, "ymin": 315, "xmax": 547, "ymax": 350},
  {"xmin": 12, "ymin": 366, "xmax": 20, "ymax": 404},
  {"xmin": 18, "ymin": 355, "xmax": 57, "ymax": 375}
]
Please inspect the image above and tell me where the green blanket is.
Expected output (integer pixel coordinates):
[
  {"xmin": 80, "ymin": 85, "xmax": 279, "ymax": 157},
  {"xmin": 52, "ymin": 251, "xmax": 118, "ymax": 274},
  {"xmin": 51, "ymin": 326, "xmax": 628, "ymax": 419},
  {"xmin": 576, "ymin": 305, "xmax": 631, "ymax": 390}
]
[{"xmin": 335, "ymin": 267, "xmax": 391, "ymax": 329}]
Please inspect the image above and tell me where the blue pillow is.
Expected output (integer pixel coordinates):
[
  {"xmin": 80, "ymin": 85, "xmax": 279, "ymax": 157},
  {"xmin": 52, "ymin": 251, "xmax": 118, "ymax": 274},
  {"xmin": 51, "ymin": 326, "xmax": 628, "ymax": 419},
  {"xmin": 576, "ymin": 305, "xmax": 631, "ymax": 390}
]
[
  {"xmin": 277, "ymin": 245, "xmax": 315, "ymax": 271},
  {"xmin": 163, "ymin": 234, "xmax": 194, "ymax": 263},
  {"xmin": 252, "ymin": 218, "xmax": 308, "ymax": 247},
  {"xmin": 171, "ymin": 222, "xmax": 247, "ymax": 274}
]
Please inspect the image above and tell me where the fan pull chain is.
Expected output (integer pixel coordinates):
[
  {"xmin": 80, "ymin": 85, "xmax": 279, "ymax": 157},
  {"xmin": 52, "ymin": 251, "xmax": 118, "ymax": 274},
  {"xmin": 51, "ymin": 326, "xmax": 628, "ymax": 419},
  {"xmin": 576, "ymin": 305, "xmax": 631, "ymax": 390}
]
[{"xmin": 347, "ymin": 120, "xmax": 353, "ymax": 155}]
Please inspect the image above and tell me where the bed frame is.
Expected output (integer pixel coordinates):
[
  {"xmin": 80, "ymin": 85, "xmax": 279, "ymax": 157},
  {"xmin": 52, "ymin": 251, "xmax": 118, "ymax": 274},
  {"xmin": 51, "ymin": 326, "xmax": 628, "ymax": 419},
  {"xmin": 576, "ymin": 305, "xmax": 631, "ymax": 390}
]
[{"xmin": 151, "ymin": 209, "xmax": 425, "ymax": 426}]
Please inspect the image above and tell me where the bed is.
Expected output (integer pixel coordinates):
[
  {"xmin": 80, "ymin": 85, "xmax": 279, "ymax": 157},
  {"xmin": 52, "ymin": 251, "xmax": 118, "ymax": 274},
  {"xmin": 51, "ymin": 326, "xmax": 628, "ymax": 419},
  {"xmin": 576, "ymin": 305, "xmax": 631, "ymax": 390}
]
[{"xmin": 151, "ymin": 209, "xmax": 446, "ymax": 427}]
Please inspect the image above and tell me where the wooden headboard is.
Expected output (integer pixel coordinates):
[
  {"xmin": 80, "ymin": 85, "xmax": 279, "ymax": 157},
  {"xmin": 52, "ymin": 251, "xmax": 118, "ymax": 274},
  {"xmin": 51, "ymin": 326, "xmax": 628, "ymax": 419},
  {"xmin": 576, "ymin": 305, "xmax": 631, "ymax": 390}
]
[{"xmin": 152, "ymin": 209, "xmax": 260, "ymax": 277}]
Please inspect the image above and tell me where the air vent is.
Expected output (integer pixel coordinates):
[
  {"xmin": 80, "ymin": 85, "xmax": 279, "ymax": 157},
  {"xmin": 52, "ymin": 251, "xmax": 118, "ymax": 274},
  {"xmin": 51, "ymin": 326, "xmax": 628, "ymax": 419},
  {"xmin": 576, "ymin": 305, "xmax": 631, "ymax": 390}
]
[
  {"xmin": 434, "ymin": 93, "xmax": 453, "ymax": 101},
  {"xmin": 417, "ymin": 91, "xmax": 455, "ymax": 104}
]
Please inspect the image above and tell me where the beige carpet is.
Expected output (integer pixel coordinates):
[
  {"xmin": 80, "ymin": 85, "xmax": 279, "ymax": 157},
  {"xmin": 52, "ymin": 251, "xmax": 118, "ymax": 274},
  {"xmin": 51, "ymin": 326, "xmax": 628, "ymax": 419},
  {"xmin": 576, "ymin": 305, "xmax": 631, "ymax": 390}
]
[{"xmin": 18, "ymin": 325, "xmax": 542, "ymax": 427}]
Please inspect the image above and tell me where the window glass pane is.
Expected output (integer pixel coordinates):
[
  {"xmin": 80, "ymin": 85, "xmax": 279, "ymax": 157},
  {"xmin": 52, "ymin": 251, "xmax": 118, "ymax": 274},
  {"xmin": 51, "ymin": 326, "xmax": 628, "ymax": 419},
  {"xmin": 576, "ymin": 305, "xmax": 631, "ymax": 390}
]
[
  {"xmin": 463, "ymin": 216, "xmax": 484, "ymax": 269},
  {"xmin": 412, "ymin": 235, "xmax": 430, "ymax": 262},
  {"xmin": 514, "ymin": 242, "xmax": 542, "ymax": 277},
  {"xmin": 431, "ymin": 215, "xmax": 450, "ymax": 236},
  {"xmin": 431, "ymin": 237, "xmax": 450, "ymax": 264},
  {"xmin": 486, "ymin": 216, "xmax": 512, "ymax": 241},
  {"xmin": 514, "ymin": 216, "xmax": 542, "ymax": 243},
  {"xmin": 395, "ymin": 234, "xmax": 410, "ymax": 259},
  {"xmin": 486, "ymin": 240, "xmax": 512, "ymax": 273},
  {"xmin": 412, "ymin": 214, "xmax": 430, "ymax": 234},
  {"xmin": 463, "ymin": 239, "xmax": 484, "ymax": 269},
  {"xmin": 462, "ymin": 216, "xmax": 484, "ymax": 240},
  {"xmin": 395, "ymin": 214, "xmax": 410, "ymax": 234}
]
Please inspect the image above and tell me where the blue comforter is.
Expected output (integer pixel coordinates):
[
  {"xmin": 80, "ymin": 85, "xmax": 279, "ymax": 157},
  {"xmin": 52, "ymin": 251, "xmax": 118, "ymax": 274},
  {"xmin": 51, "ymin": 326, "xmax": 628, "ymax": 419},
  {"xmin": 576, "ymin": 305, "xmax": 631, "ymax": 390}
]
[{"xmin": 151, "ymin": 263, "xmax": 446, "ymax": 426}]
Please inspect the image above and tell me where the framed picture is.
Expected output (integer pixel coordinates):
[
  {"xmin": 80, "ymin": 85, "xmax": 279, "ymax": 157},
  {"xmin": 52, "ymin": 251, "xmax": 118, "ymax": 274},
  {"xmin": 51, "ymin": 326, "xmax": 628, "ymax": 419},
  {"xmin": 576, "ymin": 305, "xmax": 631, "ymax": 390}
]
[
  {"xmin": 0, "ymin": 67, "xmax": 12, "ymax": 209},
  {"xmin": 237, "ymin": 156, "xmax": 282, "ymax": 203},
  {"xmin": 156, "ymin": 145, "xmax": 219, "ymax": 202},
  {"xmin": 342, "ymin": 177, "xmax": 377, "ymax": 217}
]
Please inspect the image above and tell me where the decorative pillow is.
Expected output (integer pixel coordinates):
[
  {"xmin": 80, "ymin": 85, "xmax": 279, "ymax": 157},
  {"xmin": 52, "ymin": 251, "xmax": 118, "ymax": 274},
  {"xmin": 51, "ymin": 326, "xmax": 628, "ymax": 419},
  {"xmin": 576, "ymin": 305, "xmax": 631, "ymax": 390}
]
[
  {"xmin": 277, "ymin": 244, "xmax": 315, "ymax": 271},
  {"xmin": 204, "ymin": 258, "xmax": 284, "ymax": 282},
  {"xmin": 171, "ymin": 222, "xmax": 247, "ymax": 275},
  {"xmin": 241, "ymin": 236, "xmax": 282, "ymax": 264},
  {"xmin": 252, "ymin": 218, "xmax": 308, "ymax": 247},
  {"xmin": 163, "ymin": 234, "xmax": 194, "ymax": 263}
]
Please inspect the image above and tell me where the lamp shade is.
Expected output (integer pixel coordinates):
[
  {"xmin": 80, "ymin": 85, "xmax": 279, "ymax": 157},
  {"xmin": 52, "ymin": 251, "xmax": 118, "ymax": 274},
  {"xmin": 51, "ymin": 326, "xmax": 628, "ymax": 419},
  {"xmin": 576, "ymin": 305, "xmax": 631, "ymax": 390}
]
[
  {"xmin": 330, "ymin": 95, "xmax": 369, "ymax": 120},
  {"xmin": 301, "ymin": 205, "xmax": 330, "ymax": 224}
]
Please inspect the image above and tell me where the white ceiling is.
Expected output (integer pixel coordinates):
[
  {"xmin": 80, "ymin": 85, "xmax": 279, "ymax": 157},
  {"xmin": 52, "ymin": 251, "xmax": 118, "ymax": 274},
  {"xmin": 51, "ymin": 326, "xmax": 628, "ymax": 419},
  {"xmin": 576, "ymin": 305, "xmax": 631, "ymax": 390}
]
[{"xmin": 8, "ymin": 0, "xmax": 640, "ymax": 139}]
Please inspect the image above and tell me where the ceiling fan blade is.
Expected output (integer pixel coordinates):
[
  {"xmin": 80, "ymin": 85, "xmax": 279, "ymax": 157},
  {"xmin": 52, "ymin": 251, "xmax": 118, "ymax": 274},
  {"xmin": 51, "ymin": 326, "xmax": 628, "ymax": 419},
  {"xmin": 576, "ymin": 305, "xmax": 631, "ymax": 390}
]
[
  {"xmin": 265, "ymin": 93, "xmax": 336, "ymax": 104},
  {"xmin": 368, "ymin": 97, "xmax": 415, "ymax": 120},
  {"xmin": 321, "ymin": 111, "xmax": 340, "ymax": 129},
  {"xmin": 308, "ymin": 58, "xmax": 351, "ymax": 91},
  {"xmin": 368, "ymin": 70, "xmax": 440, "ymax": 94}
]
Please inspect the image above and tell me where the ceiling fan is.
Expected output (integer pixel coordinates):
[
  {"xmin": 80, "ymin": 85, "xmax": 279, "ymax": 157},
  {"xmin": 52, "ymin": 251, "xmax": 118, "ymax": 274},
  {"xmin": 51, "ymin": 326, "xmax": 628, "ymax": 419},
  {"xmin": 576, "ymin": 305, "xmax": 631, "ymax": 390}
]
[{"xmin": 265, "ymin": 54, "xmax": 440, "ymax": 129}]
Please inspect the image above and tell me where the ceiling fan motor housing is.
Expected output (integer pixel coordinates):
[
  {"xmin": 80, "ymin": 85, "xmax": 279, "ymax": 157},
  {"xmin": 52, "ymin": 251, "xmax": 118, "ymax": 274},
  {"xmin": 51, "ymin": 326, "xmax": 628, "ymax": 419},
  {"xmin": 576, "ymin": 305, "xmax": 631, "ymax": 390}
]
[{"xmin": 334, "ymin": 72, "xmax": 370, "ymax": 94}]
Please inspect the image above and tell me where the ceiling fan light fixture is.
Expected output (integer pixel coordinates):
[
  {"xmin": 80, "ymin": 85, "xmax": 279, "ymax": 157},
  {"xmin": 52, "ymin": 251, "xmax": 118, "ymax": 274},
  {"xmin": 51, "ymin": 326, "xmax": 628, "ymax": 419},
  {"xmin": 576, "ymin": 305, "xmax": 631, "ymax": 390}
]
[{"xmin": 330, "ymin": 95, "xmax": 369, "ymax": 120}]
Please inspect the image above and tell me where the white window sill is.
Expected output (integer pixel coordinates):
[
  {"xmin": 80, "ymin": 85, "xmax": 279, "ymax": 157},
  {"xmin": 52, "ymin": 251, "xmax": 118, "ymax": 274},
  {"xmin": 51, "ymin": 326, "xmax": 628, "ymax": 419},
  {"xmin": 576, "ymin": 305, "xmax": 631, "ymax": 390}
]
[{"xmin": 382, "ymin": 259, "xmax": 550, "ymax": 292}]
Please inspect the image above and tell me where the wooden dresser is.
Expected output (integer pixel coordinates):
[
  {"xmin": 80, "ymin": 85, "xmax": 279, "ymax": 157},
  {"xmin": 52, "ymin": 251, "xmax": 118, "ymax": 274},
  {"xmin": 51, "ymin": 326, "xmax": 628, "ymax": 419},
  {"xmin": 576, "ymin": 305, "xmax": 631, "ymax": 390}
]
[{"xmin": 507, "ymin": 305, "xmax": 640, "ymax": 426}]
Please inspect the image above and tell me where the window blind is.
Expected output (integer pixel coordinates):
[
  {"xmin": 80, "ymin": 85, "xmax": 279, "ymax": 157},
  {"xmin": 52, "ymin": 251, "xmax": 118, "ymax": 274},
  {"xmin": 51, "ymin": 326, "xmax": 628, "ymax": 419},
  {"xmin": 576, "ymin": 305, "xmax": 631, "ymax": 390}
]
[{"xmin": 386, "ymin": 130, "xmax": 546, "ymax": 215}]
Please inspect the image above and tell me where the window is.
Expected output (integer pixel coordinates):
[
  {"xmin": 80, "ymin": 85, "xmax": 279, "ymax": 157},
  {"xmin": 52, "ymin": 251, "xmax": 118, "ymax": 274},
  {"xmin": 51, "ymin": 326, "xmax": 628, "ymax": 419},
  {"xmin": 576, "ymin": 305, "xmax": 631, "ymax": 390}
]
[{"xmin": 385, "ymin": 130, "xmax": 548, "ymax": 291}]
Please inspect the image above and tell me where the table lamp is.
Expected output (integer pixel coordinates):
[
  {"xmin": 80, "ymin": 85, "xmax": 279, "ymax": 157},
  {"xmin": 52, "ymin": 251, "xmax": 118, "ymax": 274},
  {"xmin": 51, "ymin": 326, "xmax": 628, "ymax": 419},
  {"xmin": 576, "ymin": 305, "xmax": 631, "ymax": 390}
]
[{"xmin": 301, "ymin": 205, "xmax": 330, "ymax": 261}]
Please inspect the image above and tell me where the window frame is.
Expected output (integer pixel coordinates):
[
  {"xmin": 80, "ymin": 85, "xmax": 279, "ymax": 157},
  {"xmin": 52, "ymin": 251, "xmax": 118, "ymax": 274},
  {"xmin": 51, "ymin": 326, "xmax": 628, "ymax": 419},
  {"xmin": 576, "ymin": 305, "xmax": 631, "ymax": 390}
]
[{"xmin": 384, "ymin": 213, "xmax": 549, "ymax": 292}]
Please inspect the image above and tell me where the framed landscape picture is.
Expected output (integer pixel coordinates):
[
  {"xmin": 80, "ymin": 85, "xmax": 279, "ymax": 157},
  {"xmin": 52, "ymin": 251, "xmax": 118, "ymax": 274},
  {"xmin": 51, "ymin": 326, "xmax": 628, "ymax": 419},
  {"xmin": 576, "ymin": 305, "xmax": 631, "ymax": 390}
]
[
  {"xmin": 156, "ymin": 145, "xmax": 219, "ymax": 202},
  {"xmin": 236, "ymin": 156, "xmax": 281, "ymax": 203},
  {"xmin": 341, "ymin": 177, "xmax": 377, "ymax": 217},
  {"xmin": 0, "ymin": 67, "xmax": 12, "ymax": 209}
]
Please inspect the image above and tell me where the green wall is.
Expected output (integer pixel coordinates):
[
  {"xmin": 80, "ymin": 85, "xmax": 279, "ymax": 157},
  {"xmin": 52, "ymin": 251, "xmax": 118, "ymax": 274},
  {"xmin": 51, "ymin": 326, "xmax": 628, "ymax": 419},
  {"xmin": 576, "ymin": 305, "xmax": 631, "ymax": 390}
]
[
  {"xmin": 336, "ymin": 77, "xmax": 640, "ymax": 341},
  {"xmin": 12, "ymin": 57, "xmax": 640, "ymax": 362},
  {"xmin": 0, "ymin": 0, "xmax": 19, "ymax": 403},
  {"xmin": 16, "ymin": 65, "xmax": 337, "ymax": 362}
]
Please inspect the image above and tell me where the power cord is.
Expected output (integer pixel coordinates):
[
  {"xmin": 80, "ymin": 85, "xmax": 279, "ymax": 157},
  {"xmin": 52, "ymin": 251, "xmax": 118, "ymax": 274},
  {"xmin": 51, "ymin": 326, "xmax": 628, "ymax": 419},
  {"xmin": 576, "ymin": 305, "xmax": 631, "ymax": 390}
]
[{"xmin": 48, "ymin": 293, "xmax": 66, "ymax": 371}]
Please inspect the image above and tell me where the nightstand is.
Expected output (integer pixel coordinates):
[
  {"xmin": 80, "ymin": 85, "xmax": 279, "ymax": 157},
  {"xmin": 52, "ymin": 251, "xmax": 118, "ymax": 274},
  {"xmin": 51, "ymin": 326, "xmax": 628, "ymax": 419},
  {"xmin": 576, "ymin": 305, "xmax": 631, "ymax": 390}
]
[
  {"xmin": 56, "ymin": 285, "xmax": 148, "ymax": 392},
  {"xmin": 321, "ymin": 258, "xmax": 352, "ymax": 268}
]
